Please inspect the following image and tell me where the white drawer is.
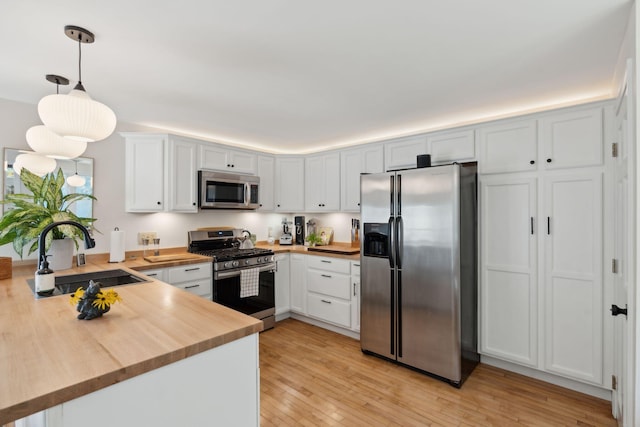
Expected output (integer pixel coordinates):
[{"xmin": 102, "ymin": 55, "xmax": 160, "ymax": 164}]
[
  {"xmin": 167, "ymin": 262, "xmax": 211, "ymax": 283},
  {"xmin": 307, "ymin": 270, "xmax": 350, "ymax": 300},
  {"xmin": 351, "ymin": 261, "xmax": 360, "ymax": 276},
  {"xmin": 141, "ymin": 268, "xmax": 166, "ymax": 282},
  {"xmin": 307, "ymin": 293, "xmax": 351, "ymax": 328},
  {"xmin": 174, "ymin": 279, "xmax": 211, "ymax": 297},
  {"xmin": 307, "ymin": 256, "xmax": 350, "ymax": 274}
]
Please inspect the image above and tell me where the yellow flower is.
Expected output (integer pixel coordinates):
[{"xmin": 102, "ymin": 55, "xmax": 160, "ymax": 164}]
[
  {"xmin": 103, "ymin": 289, "xmax": 122, "ymax": 305},
  {"xmin": 92, "ymin": 292, "xmax": 110, "ymax": 310},
  {"xmin": 69, "ymin": 287, "xmax": 85, "ymax": 305}
]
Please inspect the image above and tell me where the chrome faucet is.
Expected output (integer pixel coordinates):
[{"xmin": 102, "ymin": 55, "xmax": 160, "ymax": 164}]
[{"xmin": 35, "ymin": 221, "xmax": 96, "ymax": 295}]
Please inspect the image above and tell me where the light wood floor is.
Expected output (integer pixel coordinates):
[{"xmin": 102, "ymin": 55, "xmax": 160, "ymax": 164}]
[{"xmin": 260, "ymin": 319, "xmax": 616, "ymax": 426}]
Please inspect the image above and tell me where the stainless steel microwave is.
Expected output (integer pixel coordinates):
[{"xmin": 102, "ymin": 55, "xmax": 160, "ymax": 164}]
[{"xmin": 198, "ymin": 170, "xmax": 260, "ymax": 210}]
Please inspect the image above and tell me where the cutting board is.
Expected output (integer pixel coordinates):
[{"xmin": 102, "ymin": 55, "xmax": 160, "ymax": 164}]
[
  {"xmin": 143, "ymin": 254, "xmax": 208, "ymax": 263},
  {"xmin": 307, "ymin": 245, "xmax": 360, "ymax": 255}
]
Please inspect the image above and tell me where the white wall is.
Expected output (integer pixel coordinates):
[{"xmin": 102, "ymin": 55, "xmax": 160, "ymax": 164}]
[{"xmin": 0, "ymin": 97, "xmax": 357, "ymax": 260}]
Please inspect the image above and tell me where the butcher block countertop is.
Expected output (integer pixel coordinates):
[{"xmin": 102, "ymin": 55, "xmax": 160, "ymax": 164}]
[
  {"xmin": 254, "ymin": 242, "xmax": 361, "ymax": 261},
  {"xmin": 0, "ymin": 256, "xmax": 262, "ymax": 424}
]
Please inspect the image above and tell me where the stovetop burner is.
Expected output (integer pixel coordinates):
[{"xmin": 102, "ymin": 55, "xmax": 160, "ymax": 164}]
[{"xmin": 187, "ymin": 229, "xmax": 275, "ymax": 271}]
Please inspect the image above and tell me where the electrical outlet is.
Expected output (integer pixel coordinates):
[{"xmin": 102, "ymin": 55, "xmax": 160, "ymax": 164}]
[{"xmin": 138, "ymin": 231, "xmax": 158, "ymax": 244}]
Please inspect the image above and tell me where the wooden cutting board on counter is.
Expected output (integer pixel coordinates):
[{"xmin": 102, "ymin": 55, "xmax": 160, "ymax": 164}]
[
  {"xmin": 143, "ymin": 254, "xmax": 209, "ymax": 263},
  {"xmin": 307, "ymin": 245, "xmax": 360, "ymax": 255}
]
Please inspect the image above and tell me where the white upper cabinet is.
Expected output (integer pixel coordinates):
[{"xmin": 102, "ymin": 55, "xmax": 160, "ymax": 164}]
[
  {"xmin": 257, "ymin": 155, "xmax": 275, "ymax": 211},
  {"xmin": 427, "ymin": 129, "xmax": 476, "ymax": 164},
  {"xmin": 275, "ymin": 156, "xmax": 305, "ymax": 212},
  {"xmin": 124, "ymin": 134, "xmax": 198, "ymax": 213},
  {"xmin": 167, "ymin": 137, "xmax": 198, "ymax": 212},
  {"xmin": 384, "ymin": 135, "xmax": 428, "ymax": 171},
  {"xmin": 305, "ymin": 152, "xmax": 341, "ymax": 211},
  {"xmin": 125, "ymin": 134, "xmax": 165, "ymax": 212},
  {"xmin": 478, "ymin": 119, "xmax": 538, "ymax": 174},
  {"xmin": 199, "ymin": 144, "xmax": 257, "ymax": 175},
  {"xmin": 340, "ymin": 144, "xmax": 384, "ymax": 211},
  {"xmin": 539, "ymin": 107, "xmax": 603, "ymax": 170}
]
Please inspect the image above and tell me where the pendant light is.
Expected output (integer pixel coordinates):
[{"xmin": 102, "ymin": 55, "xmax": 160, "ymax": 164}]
[
  {"xmin": 27, "ymin": 75, "xmax": 87, "ymax": 159},
  {"xmin": 38, "ymin": 25, "xmax": 116, "ymax": 142},
  {"xmin": 12, "ymin": 152, "xmax": 57, "ymax": 177},
  {"xmin": 66, "ymin": 160, "xmax": 86, "ymax": 187}
]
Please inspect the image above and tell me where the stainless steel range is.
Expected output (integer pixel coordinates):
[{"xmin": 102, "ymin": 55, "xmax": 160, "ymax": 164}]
[{"xmin": 188, "ymin": 229, "xmax": 276, "ymax": 330}]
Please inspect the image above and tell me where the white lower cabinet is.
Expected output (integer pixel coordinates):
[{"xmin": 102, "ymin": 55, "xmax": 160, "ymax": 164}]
[
  {"xmin": 306, "ymin": 256, "xmax": 352, "ymax": 328},
  {"xmin": 275, "ymin": 254, "xmax": 290, "ymax": 316},
  {"xmin": 139, "ymin": 262, "xmax": 212, "ymax": 299}
]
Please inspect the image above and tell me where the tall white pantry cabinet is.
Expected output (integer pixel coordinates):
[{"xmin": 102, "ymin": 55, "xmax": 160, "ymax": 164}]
[{"xmin": 479, "ymin": 105, "xmax": 610, "ymax": 389}]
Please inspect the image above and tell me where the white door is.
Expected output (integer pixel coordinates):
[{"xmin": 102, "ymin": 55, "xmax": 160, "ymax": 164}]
[
  {"xmin": 611, "ymin": 65, "xmax": 633, "ymax": 423},
  {"xmin": 480, "ymin": 176, "xmax": 538, "ymax": 366},
  {"xmin": 543, "ymin": 171, "xmax": 603, "ymax": 384}
]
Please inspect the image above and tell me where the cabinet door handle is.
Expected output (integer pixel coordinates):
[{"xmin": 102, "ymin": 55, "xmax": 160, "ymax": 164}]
[
  {"xmin": 547, "ymin": 217, "xmax": 551, "ymax": 235},
  {"xmin": 529, "ymin": 160, "xmax": 535, "ymax": 165},
  {"xmin": 185, "ymin": 267, "xmax": 200, "ymax": 272},
  {"xmin": 530, "ymin": 217, "xmax": 534, "ymax": 235},
  {"xmin": 321, "ymin": 299, "xmax": 332, "ymax": 304},
  {"xmin": 546, "ymin": 158, "xmax": 552, "ymax": 163},
  {"xmin": 321, "ymin": 274, "xmax": 332, "ymax": 278},
  {"xmin": 353, "ymin": 283, "xmax": 356, "ymax": 296},
  {"xmin": 185, "ymin": 284, "xmax": 200, "ymax": 289}
]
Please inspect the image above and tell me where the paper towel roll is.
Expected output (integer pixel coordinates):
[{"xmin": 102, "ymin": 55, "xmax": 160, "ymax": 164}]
[{"xmin": 109, "ymin": 228, "xmax": 125, "ymax": 263}]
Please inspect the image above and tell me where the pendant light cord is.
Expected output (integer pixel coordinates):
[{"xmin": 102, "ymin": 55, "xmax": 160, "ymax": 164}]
[{"xmin": 77, "ymin": 39, "xmax": 82, "ymax": 85}]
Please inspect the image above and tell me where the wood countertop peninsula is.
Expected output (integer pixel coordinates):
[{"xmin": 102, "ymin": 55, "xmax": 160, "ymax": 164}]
[
  {"xmin": 254, "ymin": 242, "xmax": 361, "ymax": 261},
  {"xmin": 0, "ymin": 253, "xmax": 262, "ymax": 424}
]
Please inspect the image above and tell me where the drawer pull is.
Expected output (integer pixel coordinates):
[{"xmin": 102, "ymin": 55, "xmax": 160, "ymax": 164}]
[
  {"xmin": 321, "ymin": 274, "xmax": 332, "ymax": 278},
  {"xmin": 321, "ymin": 260, "xmax": 332, "ymax": 263},
  {"xmin": 353, "ymin": 264, "xmax": 360, "ymax": 267},
  {"xmin": 184, "ymin": 267, "xmax": 200, "ymax": 272},
  {"xmin": 321, "ymin": 299, "xmax": 332, "ymax": 304},
  {"xmin": 147, "ymin": 273, "xmax": 158, "ymax": 277},
  {"xmin": 185, "ymin": 284, "xmax": 200, "ymax": 289},
  {"xmin": 353, "ymin": 283, "xmax": 356, "ymax": 296}
]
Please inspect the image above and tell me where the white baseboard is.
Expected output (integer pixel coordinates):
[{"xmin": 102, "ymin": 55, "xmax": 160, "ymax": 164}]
[
  {"xmin": 287, "ymin": 312, "xmax": 360, "ymax": 340},
  {"xmin": 481, "ymin": 355, "xmax": 612, "ymax": 401}
]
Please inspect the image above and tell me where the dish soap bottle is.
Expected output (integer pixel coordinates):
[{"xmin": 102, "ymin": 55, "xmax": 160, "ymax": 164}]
[{"xmin": 35, "ymin": 255, "xmax": 55, "ymax": 296}]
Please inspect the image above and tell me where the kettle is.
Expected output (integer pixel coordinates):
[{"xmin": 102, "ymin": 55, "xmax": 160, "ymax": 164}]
[{"xmin": 239, "ymin": 229, "xmax": 254, "ymax": 249}]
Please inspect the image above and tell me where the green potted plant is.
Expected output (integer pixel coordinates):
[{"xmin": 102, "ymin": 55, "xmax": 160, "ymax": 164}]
[
  {"xmin": 0, "ymin": 168, "xmax": 96, "ymax": 269},
  {"xmin": 305, "ymin": 233, "xmax": 323, "ymax": 247}
]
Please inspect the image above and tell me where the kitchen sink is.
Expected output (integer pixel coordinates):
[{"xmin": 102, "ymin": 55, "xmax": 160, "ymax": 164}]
[{"xmin": 27, "ymin": 269, "xmax": 149, "ymax": 298}]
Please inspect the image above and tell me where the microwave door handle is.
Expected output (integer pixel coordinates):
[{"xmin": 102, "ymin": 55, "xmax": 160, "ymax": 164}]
[{"xmin": 244, "ymin": 183, "xmax": 249, "ymax": 207}]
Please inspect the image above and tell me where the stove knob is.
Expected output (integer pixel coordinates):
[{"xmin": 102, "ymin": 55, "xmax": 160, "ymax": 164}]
[
  {"xmin": 224, "ymin": 261, "xmax": 232, "ymax": 269},
  {"xmin": 245, "ymin": 259, "xmax": 250, "ymax": 265},
  {"xmin": 232, "ymin": 260, "xmax": 239, "ymax": 267}
]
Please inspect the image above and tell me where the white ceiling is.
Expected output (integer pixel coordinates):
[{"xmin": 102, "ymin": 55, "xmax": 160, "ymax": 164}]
[{"xmin": 0, "ymin": 0, "xmax": 632, "ymax": 154}]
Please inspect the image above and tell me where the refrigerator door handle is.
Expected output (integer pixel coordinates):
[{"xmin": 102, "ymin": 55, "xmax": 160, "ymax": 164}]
[
  {"xmin": 389, "ymin": 175, "xmax": 395, "ymax": 216},
  {"xmin": 390, "ymin": 269, "xmax": 395, "ymax": 356},
  {"xmin": 388, "ymin": 216, "xmax": 395, "ymax": 268},
  {"xmin": 397, "ymin": 174, "xmax": 402, "ymax": 216},
  {"xmin": 396, "ymin": 216, "xmax": 403, "ymax": 268},
  {"xmin": 397, "ymin": 271, "xmax": 402, "ymax": 358}
]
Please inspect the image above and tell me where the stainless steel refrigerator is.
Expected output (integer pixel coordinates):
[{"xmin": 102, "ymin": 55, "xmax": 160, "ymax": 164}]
[{"xmin": 360, "ymin": 163, "xmax": 478, "ymax": 387}]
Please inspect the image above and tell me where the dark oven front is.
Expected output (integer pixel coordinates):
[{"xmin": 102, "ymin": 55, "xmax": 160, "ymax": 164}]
[{"xmin": 213, "ymin": 264, "xmax": 275, "ymax": 330}]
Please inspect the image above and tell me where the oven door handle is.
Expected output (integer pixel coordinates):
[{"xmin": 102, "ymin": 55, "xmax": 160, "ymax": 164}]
[{"xmin": 215, "ymin": 263, "xmax": 276, "ymax": 280}]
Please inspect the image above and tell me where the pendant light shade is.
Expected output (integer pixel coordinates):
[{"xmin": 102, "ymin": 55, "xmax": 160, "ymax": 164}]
[
  {"xmin": 36, "ymin": 25, "xmax": 116, "ymax": 143},
  {"xmin": 66, "ymin": 159, "xmax": 86, "ymax": 187},
  {"xmin": 38, "ymin": 89, "xmax": 116, "ymax": 142},
  {"xmin": 26, "ymin": 125, "xmax": 87, "ymax": 159},
  {"xmin": 12, "ymin": 153, "xmax": 57, "ymax": 177}
]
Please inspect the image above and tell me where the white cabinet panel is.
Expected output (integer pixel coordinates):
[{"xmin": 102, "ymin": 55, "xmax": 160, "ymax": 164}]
[
  {"xmin": 257, "ymin": 155, "xmax": 275, "ymax": 211},
  {"xmin": 306, "ymin": 256, "xmax": 351, "ymax": 274},
  {"xmin": 307, "ymin": 270, "xmax": 350, "ymax": 300},
  {"xmin": 340, "ymin": 144, "xmax": 384, "ymax": 211},
  {"xmin": 275, "ymin": 254, "xmax": 290, "ymax": 316},
  {"xmin": 351, "ymin": 261, "xmax": 361, "ymax": 333},
  {"xmin": 289, "ymin": 253, "xmax": 307, "ymax": 314},
  {"xmin": 384, "ymin": 135, "xmax": 428, "ymax": 171},
  {"xmin": 125, "ymin": 135, "xmax": 165, "ymax": 212},
  {"xmin": 427, "ymin": 129, "xmax": 476, "ymax": 163},
  {"xmin": 480, "ymin": 176, "xmax": 537, "ymax": 366},
  {"xmin": 540, "ymin": 107, "xmax": 603, "ymax": 170},
  {"xmin": 478, "ymin": 119, "xmax": 537, "ymax": 174},
  {"xmin": 275, "ymin": 157, "xmax": 305, "ymax": 212},
  {"xmin": 167, "ymin": 138, "xmax": 197, "ymax": 212},
  {"xmin": 543, "ymin": 171, "xmax": 603, "ymax": 384},
  {"xmin": 305, "ymin": 153, "xmax": 340, "ymax": 211},
  {"xmin": 199, "ymin": 144, "xmax": 257, "ymax": 175},
  {"xmin": 167, "ymin": 263, "xmax": 211, "ymax": 283}
]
